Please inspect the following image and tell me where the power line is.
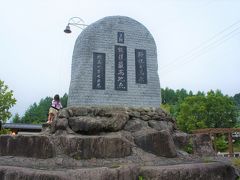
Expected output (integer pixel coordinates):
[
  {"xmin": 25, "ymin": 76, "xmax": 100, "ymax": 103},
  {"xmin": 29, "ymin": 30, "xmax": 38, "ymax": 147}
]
[
  {"xmin": 160, "ymin": 26, "xmax": 240, "ymax": 76},
  {"xmin": 160, "ymin": 19, "xmax": 240, "ymax": 71}
]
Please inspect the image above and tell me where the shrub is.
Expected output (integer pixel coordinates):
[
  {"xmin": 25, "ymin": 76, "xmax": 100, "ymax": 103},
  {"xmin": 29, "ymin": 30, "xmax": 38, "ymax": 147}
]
[
  {"xmin": 214, "ymin": 135, "xmax": 228, "ymax": 152},
  {"xmin": 0, "ymin": 128, "xmax": 11, "ymax": 135}
]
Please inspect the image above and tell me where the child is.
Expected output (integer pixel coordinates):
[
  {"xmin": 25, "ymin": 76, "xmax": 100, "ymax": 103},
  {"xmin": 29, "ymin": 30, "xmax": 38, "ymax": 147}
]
[{"xmin": 47, "ymin": 94, "xmax": 62, "ymax": 124}]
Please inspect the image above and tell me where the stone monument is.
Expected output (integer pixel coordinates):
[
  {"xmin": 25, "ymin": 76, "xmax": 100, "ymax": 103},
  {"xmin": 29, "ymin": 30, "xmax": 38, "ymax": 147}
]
[
  {"xmin": 0, "ymin": 16, "xmax": 237, "ymax": 180},
  {"xmin": 68, "ymin": 16, "xmax": 161, "ymax": 107}
]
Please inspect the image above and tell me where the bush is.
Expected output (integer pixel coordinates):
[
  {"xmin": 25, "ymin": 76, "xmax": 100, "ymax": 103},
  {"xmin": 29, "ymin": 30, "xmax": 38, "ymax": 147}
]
[
  {"xmin": 183, "ymin": 138, "xmax": 193, "ymax": 154},
  {"xmin": 232, "ymin": 158, "xmax": 240, "ymax": 168},
  {"xmin": 0, "ymin": 128, "xmax": 11, "ymax": 135},
  {"xmin": 214, "ymin": 135, "xmax": 228, "ymax": 152}
]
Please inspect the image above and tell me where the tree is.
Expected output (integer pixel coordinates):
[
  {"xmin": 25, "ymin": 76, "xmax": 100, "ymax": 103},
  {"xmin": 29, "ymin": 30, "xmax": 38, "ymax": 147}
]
[
  {"xmin": 161, "ymin": 87, "xmax": 178, "ymax": 104},
  {"xmin": 176, "ymin": 95, "xmax": 207, "ymax": 133},
  {"xmin": 205, "ymin": 90, "xmax": 237, "ymax": 128},
  {"xmin": 161, "ymin": 87, "xmax": 194, "ymax": 118},
  {"xmin": 12, "ymin": 113, "xmax": 21, "ymax": 123},
  {"xmin": 21, "ymin": 98, "xmax": 52, "ymax": 124},
  {"xmin": 234, "ymin": 93, "xmax": 240, "ymax": 108},
  {"xmin": 0, "ymin": 80, "xmax": 16, "ymax": 122},
  {"xmin": 21, "ymin": 94, "xmax": 68, "ymax": 124},
  {"xmin": 176, "ymin": 90, "xmax": 238, "ymax": 133},
  {"xmin": 61, "ymin": 93, "xmax": 68, "ymax": 108}
]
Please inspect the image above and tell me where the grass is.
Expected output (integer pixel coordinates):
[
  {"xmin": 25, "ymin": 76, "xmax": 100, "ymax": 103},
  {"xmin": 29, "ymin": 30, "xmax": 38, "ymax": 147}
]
[
  {"xmin": 233, "ymin": 142, "xmax": 240, "ymax": 152},
  {"xmin": 232, "ymin": 158, "xmax": 240, "ymax": 168},
  {"xmin": 109, "ymin": 164, "xmax": 121, "ymax": 169},
  {"xmin": 202, "ymin": 156, "xmax": 214, "ymax": 163}
]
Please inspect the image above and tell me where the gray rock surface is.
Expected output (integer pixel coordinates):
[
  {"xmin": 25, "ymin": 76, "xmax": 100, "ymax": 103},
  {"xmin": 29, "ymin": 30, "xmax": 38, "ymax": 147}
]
[
  {"xmin": 0, "ymin": 135, "xmax": 55, "ymax": 159},
  {"xmin": 148, "ymin": 120, "xmax": 174, "ymax": 132},
  {"xmin": 123, "ymin": 119, "xmax": 148, "ymax": 132},
  {"xmin": 133, "ymin": 129, "xmax": 177, "ymax": 158},
  {"xmin": 193, "ymin": 134, "xmax": 216, "ymax": 156},
  {"xmin": 173, "ymin": 132, "xmax": 190, "ymax": 149},
  {"xmin": 0, "ymin": 162, "xmax": 236, "ymax": 180},
  {"xmin": 68, "ymin": 112, "xmax": 128, "ymax": 133},
  {"xmin": 139, "ymin": 162, "xmax": 237, "ymax": 180},
  {"xmin": 58, "ymin": 134, "xmax": 132, "ymax": 159},
  {"xmin": 0, "ymin": 134, "xmax": 132, "ymax": 160},
  {"xmin": 0, "ymin": 165, "xmax": 139, "ymax": 180}
]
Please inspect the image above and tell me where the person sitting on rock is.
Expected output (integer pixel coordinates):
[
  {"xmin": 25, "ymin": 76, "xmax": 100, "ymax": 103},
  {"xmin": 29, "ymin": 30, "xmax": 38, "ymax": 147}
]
[{"xmin": 47, "ymin": 94, "xmax": 62, "ymax": 124}]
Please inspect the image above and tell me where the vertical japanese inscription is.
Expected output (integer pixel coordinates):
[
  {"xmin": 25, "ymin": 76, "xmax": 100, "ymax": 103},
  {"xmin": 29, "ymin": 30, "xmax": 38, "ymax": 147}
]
[
  {"xmin": 115, "ymin": 45, "xmax": 127, "ymax": 91},
  {"xmin": 135, "ymin": 49, "xmax": 147, "ymax": 84},
  {"xmin": 92, "ymin": 52, "xmax": 105, "ymax": 90},
  {"xmin": 117, "ymin": 32, "xmax": 124, "ymax": 43}
]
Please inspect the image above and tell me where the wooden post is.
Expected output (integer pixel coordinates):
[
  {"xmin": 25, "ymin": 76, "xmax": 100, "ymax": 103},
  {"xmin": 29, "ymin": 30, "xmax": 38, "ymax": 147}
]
[{"xmin": 228, "ymin": 132, "xmax": 234, "ymax": 157}]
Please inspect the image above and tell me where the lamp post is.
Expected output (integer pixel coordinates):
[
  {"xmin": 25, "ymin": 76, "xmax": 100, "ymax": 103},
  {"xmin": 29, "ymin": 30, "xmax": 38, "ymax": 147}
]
[{"xmin": 64, "ymin": 17, "xmax": 88, "ymax": 33}]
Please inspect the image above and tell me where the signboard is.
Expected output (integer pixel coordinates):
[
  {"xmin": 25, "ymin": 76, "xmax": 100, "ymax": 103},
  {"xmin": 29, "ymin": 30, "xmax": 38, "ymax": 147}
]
[
  {"xmin": 117, "ymin": 32, "xmax": 124, "ymax": 43},
  {"xmin": 92, "ymin": 52, "xmax": 105, "ymax": 89},
  {"xmin": 115, "ymin": 45, "xmax": 127, "ymax": 91},
  {"xmin": 135, "ymin": 49, "xmax": 147, "ymax": 84}
]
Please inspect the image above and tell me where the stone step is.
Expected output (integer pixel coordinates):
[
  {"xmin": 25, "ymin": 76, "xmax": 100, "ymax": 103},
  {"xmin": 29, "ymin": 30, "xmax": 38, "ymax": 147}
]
[
  {"xmin": 0, "ymin": 134, "xmax": 132, "ymax": 159},
  {"xmin": 0, "ymin": 162, "xmax": 236, "ymax": 180}
]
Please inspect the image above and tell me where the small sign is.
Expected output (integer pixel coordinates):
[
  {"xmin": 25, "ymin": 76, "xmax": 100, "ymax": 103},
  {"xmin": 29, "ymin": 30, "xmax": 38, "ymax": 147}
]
[
  {"xmin": 92, "ymin": 52, "xmax": 105, "ymax": 89},
  {"xmin": 135, "ymin": 49, "xmax": 147, "ymax": 84},
  {"xmin": 117, "ymin": 32, "xmax": 124, "ymax": 43},
  {"xmin": 115, "ymin": 45, "xmax": 127, "ymax": 91}
]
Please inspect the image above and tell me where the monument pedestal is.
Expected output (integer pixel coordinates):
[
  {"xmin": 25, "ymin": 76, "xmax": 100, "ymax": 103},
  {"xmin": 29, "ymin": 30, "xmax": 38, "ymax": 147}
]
[{"xmin": 0, "ymin": 106, "xmax": 237, "ymax": 179}]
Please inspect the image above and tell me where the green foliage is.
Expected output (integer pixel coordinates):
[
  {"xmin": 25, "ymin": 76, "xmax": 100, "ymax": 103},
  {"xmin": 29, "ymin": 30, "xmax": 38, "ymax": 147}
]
[
  {"xmin": 161, "ymin": 87, "xmax": 196, "ymax": 119},
  {"xmin": 214, "ymin": 135, "xmax": 228, "ymax": 152},
  {"xmin": 12, "ymin": 113, "xmax": 21, "ymax": 123},
  {"xmin": 202, "ymin": 156, "xmax": 214, "ymax": 163},
  {"xmin": 183, "ymin": 138, "xmax": 193, "ymax": 154},
  {"xmin": 160, "ymin": 104, "xmax": 171, "ymax": 114},
  {"xmin": 138, "ymin": 176, "xmax": 144, "ymax": 180},
  {"xmin": 176, "ymin": 90, "xmax": 238, "ymax": 133},
  {"xmin": 234, "ymin": 93, "xmax": 240, "ymax": 108},
  {"xmin": 161, "ymin": 88, "xmax": 192, "ymax": 105},
  {"xmin": 61, "ymin": 93, "xmax": 68, "ymax": 108},
  {"xmin": 233, "ymin": 140, "xmax": 240, "ymax": 152},
  {"xmin": 0, "ymin": 128, "xmax": 11, "ymax": 135},
  {"xmin": 0, "ymin": 80, "xmax": 17, "ymax": 122},
  {"xmin": 231, "ymin": 158, "xmax": 240, "ymax": 168},
  {"xmin": 176, "ymin": 95, "xmax": 207, "ymax": 132},
  {"xmin": 205, "ymin": 90, "xmax": 237, "ymax": 128},
  {"xmin": 21, "ymin": 97, "xmax": 52, "ymax": 124},
  {"xmin": 110, "ymin": 164, "xmax": 121, "ymax": 168}
]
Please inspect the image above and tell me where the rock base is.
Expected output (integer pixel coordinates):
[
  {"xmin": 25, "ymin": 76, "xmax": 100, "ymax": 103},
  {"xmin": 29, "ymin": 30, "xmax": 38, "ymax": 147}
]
[
  {"xmin": 0, "ymin": 134, "xmax": 131, "ymax": 159},
  {"xmin": 0, "ymin": 162, "xmax": 236, "ymax": 180}
]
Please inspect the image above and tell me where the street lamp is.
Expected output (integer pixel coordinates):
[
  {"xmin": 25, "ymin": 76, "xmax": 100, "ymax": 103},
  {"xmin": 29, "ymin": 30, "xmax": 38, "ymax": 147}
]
[{"xmin": 64, "ymin": 17, "xmax": 88, "ymax": 33}]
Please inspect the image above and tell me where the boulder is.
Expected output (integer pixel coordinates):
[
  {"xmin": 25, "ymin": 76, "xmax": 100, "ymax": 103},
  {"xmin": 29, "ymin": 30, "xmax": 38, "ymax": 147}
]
[
  {"xmin": 148, "ymin": 120, "xmax": 174, "ymax": 132},
  {"xmin": 0, "ymin": 135, "xmax": 55, "ymax": 159},
  {"xmin": 68, "ymin": 112, "xmax": 128, "ymax": 133},
  {"xmin": 123, "ymin": 119, "xmax": 148, "ymax": 132},
  {"xmin": 58, "ymin": 109, "xmax": 70, "ymax": 119},
  {"xmin": 133, "ymin": 129, "xmax": 177, "ymax": 158},
  {"xmin": 139, "ymin": 162, "xmax": 237, "ymax": 180},
  {"xmin": 128, "ymin": 111, "xmax": 141, "ymax": 118},
  {"xmin": 173, "ymin": 132, "xmax": 190, "ymax": 149},
  {"xmin": 59, "ymin": 134, "xmax": 132, "ymax": 159},
  {"xmin": 193, "ymin": 134, "xmax": 216, "ymax": 156}
]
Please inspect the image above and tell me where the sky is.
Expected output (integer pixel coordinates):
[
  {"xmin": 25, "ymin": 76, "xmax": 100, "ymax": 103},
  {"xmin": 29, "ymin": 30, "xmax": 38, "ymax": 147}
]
[{"xmin": 0, "ymin": 0, "xmax": 240, "ymax": 117}]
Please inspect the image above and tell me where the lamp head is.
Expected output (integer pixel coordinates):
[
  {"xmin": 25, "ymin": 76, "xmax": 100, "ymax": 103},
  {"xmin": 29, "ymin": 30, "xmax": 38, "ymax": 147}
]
[{"xmin": 64, "ymin": 25, "xmax": 71, "ymax": 33}]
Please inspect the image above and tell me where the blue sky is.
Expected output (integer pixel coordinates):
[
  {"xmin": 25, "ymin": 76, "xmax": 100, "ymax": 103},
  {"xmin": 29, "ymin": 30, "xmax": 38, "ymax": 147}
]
[{"xmin": 0, "ymin": 0, "xmax": 240, "ymax": 117}]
